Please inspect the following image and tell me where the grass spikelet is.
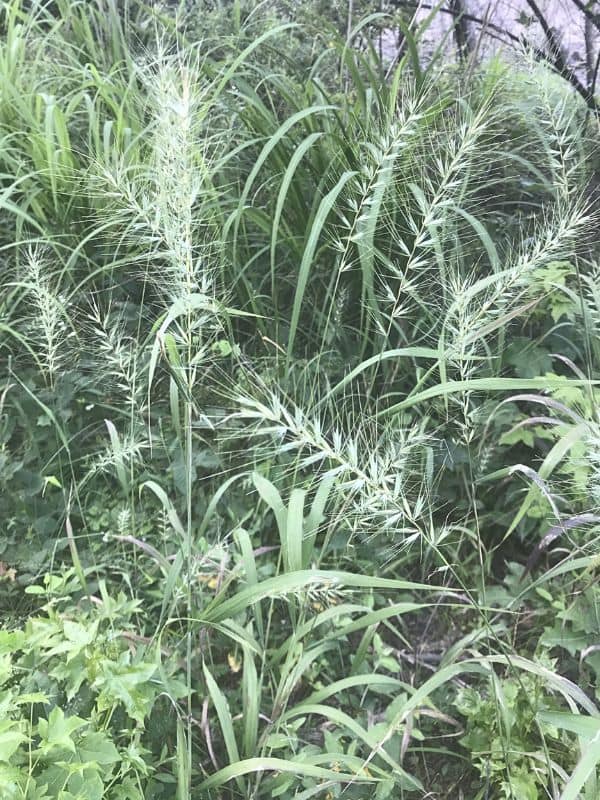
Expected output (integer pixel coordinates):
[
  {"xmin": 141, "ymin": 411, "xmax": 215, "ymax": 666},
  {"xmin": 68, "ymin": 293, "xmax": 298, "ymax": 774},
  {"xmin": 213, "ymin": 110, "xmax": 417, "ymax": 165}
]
[{"xmin": 18, "ymin": 246, "xmax": 67, "ymax": 388}]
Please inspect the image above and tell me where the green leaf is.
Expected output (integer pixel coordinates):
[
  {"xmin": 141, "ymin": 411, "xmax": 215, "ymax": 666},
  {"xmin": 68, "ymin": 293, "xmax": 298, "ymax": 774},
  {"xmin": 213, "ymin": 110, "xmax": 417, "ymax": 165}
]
[
  {"xmin": 139, "ymin": 481, "xmax": 186, "ymax": 540},
  {"xmin": 105, "ymin": 419, "xmax": 129, "ymax": 495},
  {"xmin": 322, "ymin": 347, "xmax": 441, "ymax": 404},
  {"xmin": 65, "ymin": 766, "xmax": 105, "ymax": 800},
  {"xmin": 229, "ymin": 103, "xmax": 334, "ymax": 269},
  {"xmin": 0, "ymin": 722, "xmax": 26, "ymax": 763},
  {"xmin": 76, "ymin": 731, "xmax": 120, "ymax": 765},
  {"xmin": 379, "ymin": 377, "xmax": 597, "ymax": 416},
  {"xmin": 14, "ymin": 692, "xmax": 49, "ymax": 706},
  {"xmin": 285, "ymin": 488, "xmax": 305, "ymax": 573},
  {"xmin": 203, "ymin": 662, "xmax": 243, "ymax": 792},
  {"xmin": 202, "ymin": 570, "xmax": 439, "ymax": 624},
  {"xmin": 0, "ymin": 632, "xmax": 25, "ymax": 656},
  {"xmin": 198, "ymin": 757, "xmax": 378, "ymax": 792},
  {"xmin": 538, "ymin": 711, "xmax": 600, "ymax": 739},
  {"xmin": 287, "ymin": 170, "xmax": 357, "ymax": 362},
  {"xmin": 450, "ymin": 204, "xmax": 499, "ymax": 271},
  {"xmin": 96, "ymin": 660, "xmax": 157, "ymax": 724},
  {"xmin": 280, "ymin": 703, "xmax": 421, "ymax": 788},
  {"xmin": 241, "ymin": 645, "xmax": 259, "ymax": 758},
  {"xmin": 253, "ymin": 471, "xmax": 287, "ymax": 562},
  {"xmin": 176, "ymin": 718, "xmax": 190, "ymax": 800},
  {"xmin": 37, "ymin": 707, "xmax": 88, "ymax": 754},
  {"xmin": 559, "ymin": 729, "xmax": 600, "ymax": 800},
  {"xmin": 270, "ymin": 131, "xmax": 324, "ymax": 292}
]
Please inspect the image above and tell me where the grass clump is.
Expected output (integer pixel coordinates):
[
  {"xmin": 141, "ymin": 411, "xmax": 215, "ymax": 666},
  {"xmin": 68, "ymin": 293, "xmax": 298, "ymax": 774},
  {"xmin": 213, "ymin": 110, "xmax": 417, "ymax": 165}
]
[{"xmin": 1, "ymin": 1, "xmax": 600, "ymax": 798}]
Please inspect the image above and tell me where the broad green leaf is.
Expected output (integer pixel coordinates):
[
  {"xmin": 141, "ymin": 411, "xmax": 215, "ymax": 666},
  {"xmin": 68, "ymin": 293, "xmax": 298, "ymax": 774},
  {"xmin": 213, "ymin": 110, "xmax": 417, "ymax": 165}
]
[
  {"xmin": 96, "ymin": 660, "xmax": 157, "ymax": 724},
  {"xmin": 0, "ymin": 724, "xmax": 26, "ymax": 763},
  {"xmin": 76, "ymin": 731, "xmax": 120, "ymax": 765},
  {"xmin": 37, "ymin": 707, "xmax": 88, "ymax": 754}
]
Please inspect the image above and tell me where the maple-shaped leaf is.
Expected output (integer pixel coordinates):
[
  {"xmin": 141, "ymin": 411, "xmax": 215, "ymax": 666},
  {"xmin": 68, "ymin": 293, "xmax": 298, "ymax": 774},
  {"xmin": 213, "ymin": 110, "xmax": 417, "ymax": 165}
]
[
  {"xmin": 96, "ymin": 658, "xmax": 157, "ymax": 724},
  {"xmin": 37, "ymin": 707, "xmax": 88, "ymax": 754},
  {"xmin": 505, "ymin": 338, "xmax": 552, "ymax": 378},
  {"xmin": 0, "ymin": 721, "xmax": 27, "ymax": 763},
  {"xmin": 76, "ymin": 731, "xmax": 119, "ymax": 765}
]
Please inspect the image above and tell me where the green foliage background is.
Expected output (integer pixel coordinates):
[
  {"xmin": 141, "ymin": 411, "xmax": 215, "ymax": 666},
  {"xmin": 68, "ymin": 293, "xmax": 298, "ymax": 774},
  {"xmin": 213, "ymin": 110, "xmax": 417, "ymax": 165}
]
[{"xmin": 1, "ymin": 1, "xmax": 600, "ymax": 798}]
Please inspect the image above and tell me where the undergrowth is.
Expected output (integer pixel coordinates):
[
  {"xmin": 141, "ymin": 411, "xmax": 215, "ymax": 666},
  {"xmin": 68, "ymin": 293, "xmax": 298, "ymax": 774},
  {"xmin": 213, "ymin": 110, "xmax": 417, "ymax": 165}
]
[{"xmin": 1, "ymin": 1, "xmax": 600, "ymax": 798}]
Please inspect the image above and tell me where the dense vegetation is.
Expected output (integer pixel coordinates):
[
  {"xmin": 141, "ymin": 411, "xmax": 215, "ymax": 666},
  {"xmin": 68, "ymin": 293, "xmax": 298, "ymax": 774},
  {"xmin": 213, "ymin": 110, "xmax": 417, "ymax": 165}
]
[{"xmin": 1, "ymin": 1, "xmax": 600, "ymax": 797}]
